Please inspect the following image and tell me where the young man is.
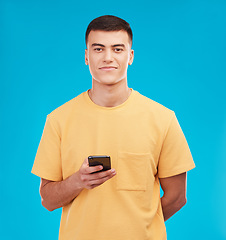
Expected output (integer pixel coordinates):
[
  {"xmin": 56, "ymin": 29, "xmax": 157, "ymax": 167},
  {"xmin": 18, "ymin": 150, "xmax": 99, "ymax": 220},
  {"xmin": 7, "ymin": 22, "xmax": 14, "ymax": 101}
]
[{"xmin": 32, "ymin": 15, "xmax": 195, "ymax": 240}]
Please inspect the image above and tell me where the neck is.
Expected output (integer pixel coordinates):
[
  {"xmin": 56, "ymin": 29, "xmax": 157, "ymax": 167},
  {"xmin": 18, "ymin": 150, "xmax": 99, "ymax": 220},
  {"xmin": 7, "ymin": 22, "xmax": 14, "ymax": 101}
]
[{"xmin": 88, "ymin": 80, "xmax": 132, "ymax": 107}]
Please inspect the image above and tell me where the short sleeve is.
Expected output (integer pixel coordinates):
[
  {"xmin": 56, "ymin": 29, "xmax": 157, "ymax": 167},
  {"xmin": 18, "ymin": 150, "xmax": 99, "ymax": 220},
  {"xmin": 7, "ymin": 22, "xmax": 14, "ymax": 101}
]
[
  {"xmin": 31, "ymin": 115, "xmax": 63, "ymax": 181},
  {"xmin": 158, "ymin": 113, "xmax": 195, "ymax": 178}
]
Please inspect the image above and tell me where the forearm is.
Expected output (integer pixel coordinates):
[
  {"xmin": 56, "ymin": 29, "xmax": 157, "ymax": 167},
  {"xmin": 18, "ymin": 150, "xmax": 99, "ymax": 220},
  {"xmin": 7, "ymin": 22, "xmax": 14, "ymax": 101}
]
[
  {"xmin": 40, "ymin": 172, "xmax": 83, "ymax": 211},
  {"xmin": 40, "ymin": 159, "xmax": 116, "ymax": 211},
  {"xmin": 161, "ymin": 194, "xmax": 186, "ymax": 221}
]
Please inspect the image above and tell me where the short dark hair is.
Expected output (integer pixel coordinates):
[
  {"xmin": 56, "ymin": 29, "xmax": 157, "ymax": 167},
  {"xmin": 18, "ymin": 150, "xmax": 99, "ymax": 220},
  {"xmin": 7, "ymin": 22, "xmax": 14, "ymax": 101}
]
[{"xmin": 85, "ymin": 15, "xmax": 133, "ymax": 46}]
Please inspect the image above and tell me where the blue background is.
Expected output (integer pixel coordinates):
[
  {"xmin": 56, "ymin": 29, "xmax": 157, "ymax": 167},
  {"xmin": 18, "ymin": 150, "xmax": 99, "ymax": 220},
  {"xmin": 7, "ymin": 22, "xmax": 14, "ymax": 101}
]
[{"xmin": 1, "ymin": 0, "xmax": 226, "ymax": 239}]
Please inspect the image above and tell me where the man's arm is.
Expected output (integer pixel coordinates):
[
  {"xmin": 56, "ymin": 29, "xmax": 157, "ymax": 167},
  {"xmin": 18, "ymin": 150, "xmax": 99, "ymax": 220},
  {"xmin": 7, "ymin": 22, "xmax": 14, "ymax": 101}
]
[
  {"xmin": 160, "ymin": 172, "xmax": 187, "ymax": 221},
  {"xmin": 39, "ymin": 158, "xmax": 116, "ymax": 211}
]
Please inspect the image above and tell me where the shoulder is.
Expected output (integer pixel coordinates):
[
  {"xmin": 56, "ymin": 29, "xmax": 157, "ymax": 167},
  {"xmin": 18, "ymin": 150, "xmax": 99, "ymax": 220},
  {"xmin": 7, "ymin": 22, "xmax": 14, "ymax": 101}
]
[
  {"xmin": 47, "ymin": 92, "xmax": 85, "ymax": 123},
  {"xmin": 133, "ymin": 90, "xmax": 175, "ymax": 120}
]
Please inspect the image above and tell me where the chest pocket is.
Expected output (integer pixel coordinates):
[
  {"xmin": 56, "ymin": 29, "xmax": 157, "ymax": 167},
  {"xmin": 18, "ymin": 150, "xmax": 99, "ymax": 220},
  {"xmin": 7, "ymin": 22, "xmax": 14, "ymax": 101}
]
[{"xmin": 116, "ymin": 152, "xmax": 150, "ymax": 191}]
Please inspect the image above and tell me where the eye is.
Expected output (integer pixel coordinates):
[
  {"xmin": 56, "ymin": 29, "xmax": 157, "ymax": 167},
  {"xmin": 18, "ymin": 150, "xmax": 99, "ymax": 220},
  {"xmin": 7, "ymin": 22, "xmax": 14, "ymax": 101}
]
[
  {"xmin": 114, "ymin": 48, "xmax": 123, "ymax": 53},
  {"xmin": 94, "ymin": 48, "xmax": 103, "ymax": 52}
]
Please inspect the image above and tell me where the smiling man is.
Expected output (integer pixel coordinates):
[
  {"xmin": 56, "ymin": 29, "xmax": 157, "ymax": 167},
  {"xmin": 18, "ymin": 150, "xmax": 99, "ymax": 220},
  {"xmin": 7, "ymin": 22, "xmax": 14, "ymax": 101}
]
[
  {"xmin": 32, "ymin": 15, "xmax": 195, "ymax": 240},
  {"xmin": 85, "ymin": 28, "xmax": 134, "ymax": 107}
]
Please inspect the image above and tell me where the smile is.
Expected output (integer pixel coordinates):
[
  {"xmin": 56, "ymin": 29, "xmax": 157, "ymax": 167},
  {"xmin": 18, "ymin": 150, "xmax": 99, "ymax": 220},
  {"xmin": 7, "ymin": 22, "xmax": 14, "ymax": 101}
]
[{"xmin": 99, "ymin": 67, "xmax": 117, "ymax": 71}]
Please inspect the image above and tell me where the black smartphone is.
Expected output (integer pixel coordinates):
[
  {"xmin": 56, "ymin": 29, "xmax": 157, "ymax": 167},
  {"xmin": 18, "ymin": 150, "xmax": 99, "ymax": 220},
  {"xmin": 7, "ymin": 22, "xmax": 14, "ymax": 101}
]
[{"xmin": 88, "ymin": 155, "xmax": 111, "ymax": 173}]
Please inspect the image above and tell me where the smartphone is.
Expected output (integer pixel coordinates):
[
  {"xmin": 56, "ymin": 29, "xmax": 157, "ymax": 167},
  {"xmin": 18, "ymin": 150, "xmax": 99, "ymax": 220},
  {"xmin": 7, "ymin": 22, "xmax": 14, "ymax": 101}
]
[{"xmin": 88, "ymin": 155, "xmax": 111, "ymax": 173}]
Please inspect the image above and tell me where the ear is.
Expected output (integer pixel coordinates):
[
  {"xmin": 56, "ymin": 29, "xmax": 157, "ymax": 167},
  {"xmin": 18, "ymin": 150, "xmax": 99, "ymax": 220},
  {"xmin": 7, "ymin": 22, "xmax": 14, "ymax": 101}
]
[
  {"xmin": 85, "ymin": 49, "xmax": 89, "ymax": 65},
  {"xmin": 128, "ymin": 49, "xmax": 134, "ymax": 65}
]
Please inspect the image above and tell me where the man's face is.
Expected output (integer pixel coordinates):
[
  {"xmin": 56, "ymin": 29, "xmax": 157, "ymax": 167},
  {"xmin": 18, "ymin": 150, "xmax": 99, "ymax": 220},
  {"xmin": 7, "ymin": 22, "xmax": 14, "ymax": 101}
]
[{"xmin": 85, "ymin": 30, "xmax": 134, "ymax": 86}]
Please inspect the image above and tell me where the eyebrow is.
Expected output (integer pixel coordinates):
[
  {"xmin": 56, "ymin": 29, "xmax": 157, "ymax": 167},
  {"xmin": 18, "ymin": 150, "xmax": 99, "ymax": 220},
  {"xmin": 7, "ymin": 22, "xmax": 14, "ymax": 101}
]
[
  {"xmin": 91, "ymin": 43, "xmax": 105, "ymax": 47},
  {"xmin": 112, "ymin": 44, "xmax": 125, "ymax": 48},
  {"xmin": 91, "ymin": 43, "xmax": 126, "ymax": 48}
]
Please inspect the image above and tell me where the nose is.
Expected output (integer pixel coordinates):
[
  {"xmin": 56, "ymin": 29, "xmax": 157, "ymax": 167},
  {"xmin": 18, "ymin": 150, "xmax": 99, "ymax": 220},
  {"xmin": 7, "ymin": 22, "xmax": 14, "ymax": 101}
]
[{"xmin": 103, "ymin": 49, "xmax": 113, "ymax": 63}]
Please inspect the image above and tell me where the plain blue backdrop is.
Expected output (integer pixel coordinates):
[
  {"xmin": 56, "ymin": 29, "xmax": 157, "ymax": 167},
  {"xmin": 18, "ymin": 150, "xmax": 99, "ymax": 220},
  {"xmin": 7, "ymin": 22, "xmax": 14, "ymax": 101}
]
[{"xmin": 1, "ymin": 0, "xmax": 226, "ymax": 239}]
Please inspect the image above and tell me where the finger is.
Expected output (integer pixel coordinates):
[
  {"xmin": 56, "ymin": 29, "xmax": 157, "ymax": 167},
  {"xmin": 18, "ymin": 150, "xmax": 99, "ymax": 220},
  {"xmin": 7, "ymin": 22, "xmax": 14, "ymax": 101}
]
[
  {"xmin": 88, "ymin": 169, "xmax": 116, "ymax": 183},
  {"xmin": 88, "ymin": 175, "xmax": 115, "ymax": 188},
  {"xmin": 86, "ymin": 165, "xmax": 103, "ymax": 174},
  {"xmin": 85, "ymin": 168, "xmax": 114, "ymax": 180},
  {"xmin": 85, "ymin": 170, "xmax": 116, "ymax": 189},
  {"xmin": 80, "ymin": 158, "xmax": 103, "ymax": 174},
  {"xmin": 90, "ymin": 169, "xmax": 116, "ymax": 179},
  {"xmin": 83, "ymin": 158, "xmax": 89, "ymax": 167}
]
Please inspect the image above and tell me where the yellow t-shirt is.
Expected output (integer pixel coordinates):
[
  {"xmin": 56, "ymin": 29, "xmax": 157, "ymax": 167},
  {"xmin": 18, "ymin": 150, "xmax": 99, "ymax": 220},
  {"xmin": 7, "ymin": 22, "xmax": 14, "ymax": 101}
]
[{"xmin": 32, "ymin": 89, "xmax": 195, "ymax": 240}]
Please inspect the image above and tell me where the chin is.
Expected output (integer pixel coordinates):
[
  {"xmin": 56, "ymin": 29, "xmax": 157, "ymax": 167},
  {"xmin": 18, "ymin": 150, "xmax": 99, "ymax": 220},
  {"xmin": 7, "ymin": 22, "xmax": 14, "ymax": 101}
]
[{"xmin": 94, "ymin": 78, "xmax": 123, "ymax": 86}]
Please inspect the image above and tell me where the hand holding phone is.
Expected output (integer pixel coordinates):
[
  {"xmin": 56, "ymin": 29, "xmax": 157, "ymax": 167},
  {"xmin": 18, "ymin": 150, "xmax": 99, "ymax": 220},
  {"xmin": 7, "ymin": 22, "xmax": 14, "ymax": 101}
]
[{"xmin": 77, "ymin": 157, "xmax": 115, "ymax": 190}]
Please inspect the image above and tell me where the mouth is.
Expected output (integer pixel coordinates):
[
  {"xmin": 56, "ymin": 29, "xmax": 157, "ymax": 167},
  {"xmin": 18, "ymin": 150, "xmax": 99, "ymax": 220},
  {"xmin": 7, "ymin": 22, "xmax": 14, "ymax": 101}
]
[{"xmin": 99, "ymin": 66, "xmax": 117, "ymax": 71}]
